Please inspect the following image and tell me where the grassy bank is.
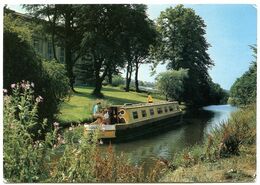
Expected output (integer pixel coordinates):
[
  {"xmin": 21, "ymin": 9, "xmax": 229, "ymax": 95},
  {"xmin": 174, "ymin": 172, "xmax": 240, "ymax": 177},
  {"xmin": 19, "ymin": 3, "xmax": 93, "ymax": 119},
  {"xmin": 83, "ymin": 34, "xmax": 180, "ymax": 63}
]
[
  {"xmin": 57, "ymin": 85, "xmax": 164, "ymax": 125},
  {"xmin": 159, "ymin": 105, "xmax": 256, "ymax": 182}
]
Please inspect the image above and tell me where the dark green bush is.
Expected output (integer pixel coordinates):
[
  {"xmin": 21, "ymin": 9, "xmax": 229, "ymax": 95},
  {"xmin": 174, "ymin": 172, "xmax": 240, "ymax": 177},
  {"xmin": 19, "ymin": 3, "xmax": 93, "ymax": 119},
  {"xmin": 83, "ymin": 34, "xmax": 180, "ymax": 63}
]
[
  {"xmin": 38, "ymin": 60, "xmax": 70, "ymax": 123},
  {"xmin": 4, "ymin": 15, "xmax": 70, "ymax": 134}
]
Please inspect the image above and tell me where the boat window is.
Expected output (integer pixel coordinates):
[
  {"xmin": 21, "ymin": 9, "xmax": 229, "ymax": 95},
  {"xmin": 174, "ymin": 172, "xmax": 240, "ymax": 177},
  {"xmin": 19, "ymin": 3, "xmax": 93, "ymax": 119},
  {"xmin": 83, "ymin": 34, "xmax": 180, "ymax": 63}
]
[
  {"xmin": 169, "ymin": 106, "xmax": 173, "ymax": 112},
  {"xmin": 141, "ymin": 110, "xmax": 147, "ymax": 117},
  {"xmin": 132, "ymin": 111, "xmax": 138, "ymax": 119},
  {"xmin": 157, "ymin": 107, "xmax": 163, "ymax": 114},
  {"xmin": 150, "ymin": 108, "xmax": 154, "ymax": 116},
  {"xmin": 164, "ymin": 107, "xmax": 168, "ymax": 113}
]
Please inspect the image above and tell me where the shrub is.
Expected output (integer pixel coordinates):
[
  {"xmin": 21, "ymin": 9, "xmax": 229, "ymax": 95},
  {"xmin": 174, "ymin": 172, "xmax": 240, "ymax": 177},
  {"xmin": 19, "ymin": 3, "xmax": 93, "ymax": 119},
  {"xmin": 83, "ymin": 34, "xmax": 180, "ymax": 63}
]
[
  {"xmin": 4, "ymin": 15, "xmax": 70, "ymax": 132},
  {"xmin": 50, "ymin": 129, "xmax": 99, "ymax": 182},
  {"xmin": 52, "ymin": 125, "xmax": 165, "ymax": 183},
  {"xmin": 3, "ymin": 15, "xmax": 42, "ymax": 89},
  {"xmin": 39, "ymin": 60, "xmax": 70, "ymax": 123},
  {"xmin": 206, "ymin": 104, "xmax": 256, "ymax": 159}
]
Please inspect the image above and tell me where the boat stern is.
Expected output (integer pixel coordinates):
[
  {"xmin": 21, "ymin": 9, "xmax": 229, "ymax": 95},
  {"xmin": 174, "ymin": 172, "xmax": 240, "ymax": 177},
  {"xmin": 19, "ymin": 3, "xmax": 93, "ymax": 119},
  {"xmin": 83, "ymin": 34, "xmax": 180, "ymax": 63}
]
[{"xmin": 84, "ymin": 124, "xmax": 116, "ymax": 139}]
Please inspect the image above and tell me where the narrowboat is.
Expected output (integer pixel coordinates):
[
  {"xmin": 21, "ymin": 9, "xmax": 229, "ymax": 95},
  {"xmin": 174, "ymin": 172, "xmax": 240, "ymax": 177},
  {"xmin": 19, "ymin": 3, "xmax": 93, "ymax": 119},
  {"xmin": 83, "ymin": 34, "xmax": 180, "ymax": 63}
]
[{"xmin": 84, "ymin": 101, "xmax": 183, "ymax": 142}]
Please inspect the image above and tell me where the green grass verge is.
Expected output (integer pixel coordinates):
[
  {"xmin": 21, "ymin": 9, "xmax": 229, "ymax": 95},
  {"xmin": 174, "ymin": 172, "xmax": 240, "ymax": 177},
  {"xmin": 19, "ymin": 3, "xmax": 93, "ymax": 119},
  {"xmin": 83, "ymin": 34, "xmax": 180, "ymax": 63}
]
[{"xmin": 56, "ymin": 85, "xmax": 164, "ymax": 125}]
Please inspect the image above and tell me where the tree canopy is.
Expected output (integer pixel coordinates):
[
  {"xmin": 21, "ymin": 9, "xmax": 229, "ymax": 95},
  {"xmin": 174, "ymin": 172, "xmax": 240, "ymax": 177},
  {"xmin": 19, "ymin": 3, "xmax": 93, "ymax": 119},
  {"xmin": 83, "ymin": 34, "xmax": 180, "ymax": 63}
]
[
  {"xmin": 24, "ymin": 4, "xmax": 156, "ymax": 97},
  {"xmin": 154, "ymin": 5, "xmax": 214, "ymax": 106},
  {"xmin": 229, "ymin": 45, "xmax": 257, "ymax": 106}
]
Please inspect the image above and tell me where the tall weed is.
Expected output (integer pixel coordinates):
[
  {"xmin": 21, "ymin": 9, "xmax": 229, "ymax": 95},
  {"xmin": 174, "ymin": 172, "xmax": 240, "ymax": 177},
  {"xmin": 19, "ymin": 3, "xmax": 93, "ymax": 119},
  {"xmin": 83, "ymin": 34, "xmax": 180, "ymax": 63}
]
[{"xmin": 3, "ymin": 81, "xmax": 55, "ymax": 182}]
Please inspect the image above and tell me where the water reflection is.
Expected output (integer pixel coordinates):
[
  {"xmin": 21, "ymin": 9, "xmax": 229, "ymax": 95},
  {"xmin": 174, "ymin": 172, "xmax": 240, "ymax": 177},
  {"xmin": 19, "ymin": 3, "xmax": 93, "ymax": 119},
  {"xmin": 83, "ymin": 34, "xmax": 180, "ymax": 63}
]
[{"xmin": 102, "ymin": 104, "xmax": 237, "ymax": 168}]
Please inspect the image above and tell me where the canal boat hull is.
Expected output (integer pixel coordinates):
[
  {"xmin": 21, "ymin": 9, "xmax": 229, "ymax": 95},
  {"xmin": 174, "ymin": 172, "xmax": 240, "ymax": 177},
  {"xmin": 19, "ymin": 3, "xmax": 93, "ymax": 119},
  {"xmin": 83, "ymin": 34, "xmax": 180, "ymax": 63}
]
[
  {"xmin": 93, "ymin": 111, "xmax": 183, "ymax": 143},
  {"xmin": 85, "ymin": 101, "xmax": 183, "ymax": 143},
  {"xmin": 112, "ymin": 111, "xmax": 183, "ymax": 142}
]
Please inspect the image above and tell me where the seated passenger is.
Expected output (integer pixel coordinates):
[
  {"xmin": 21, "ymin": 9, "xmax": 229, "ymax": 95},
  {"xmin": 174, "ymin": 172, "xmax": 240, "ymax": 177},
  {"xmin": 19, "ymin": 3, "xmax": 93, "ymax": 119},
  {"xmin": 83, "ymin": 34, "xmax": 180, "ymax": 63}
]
[
  {"xmin": 147, "ymin": 93, "xmax": 153, "ymax": 103},
  {"xmin": 103, "ymin": 109, "xmax": 110, "ymax": 125},
  {"xmin": 93, "ymin": 101, "xmax": 102, "ymax": 118},
  {"xmin": 92, "ymin": 101, "xmax": 105, "ymax": 125}
]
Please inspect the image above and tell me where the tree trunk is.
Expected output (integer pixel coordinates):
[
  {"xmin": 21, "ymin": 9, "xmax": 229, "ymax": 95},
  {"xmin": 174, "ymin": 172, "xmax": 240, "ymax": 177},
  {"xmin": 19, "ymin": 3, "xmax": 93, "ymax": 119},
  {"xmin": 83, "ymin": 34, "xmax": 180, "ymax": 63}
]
[
  {"xmin": 92, "ymin": 58, "xmax": 108, "ymax": 97},
  {"xmin": 65, "ymin": 46, "xmax": 75, "ymax": 92},
  {"xmin": 51, "ymin": 13, "xmax": 57, "ymax": 61},
  {"xmin": 64, "ymin": 11, "xmax": 76, "ymax": 93},
  {"xmin": 108, "ymin": 66, "xmax": 113, "ymax": 85},
  {"xmin": 125, "ymin": 61, "xmax": 130, "ymax": 92},
  {"xmin": 93, "ymin": 78, "xmax": 103, "ymax": 98},
  {"xmin": 125, "ymin": 60, "xmax": 132, "ymax": 92},
  {"xmin": 46, "ymin": 5, "xmax": 57, "ymax": 61},
  {"xmin": 135, "ymin": 60, "xmax": 140, "ymax": 92}
]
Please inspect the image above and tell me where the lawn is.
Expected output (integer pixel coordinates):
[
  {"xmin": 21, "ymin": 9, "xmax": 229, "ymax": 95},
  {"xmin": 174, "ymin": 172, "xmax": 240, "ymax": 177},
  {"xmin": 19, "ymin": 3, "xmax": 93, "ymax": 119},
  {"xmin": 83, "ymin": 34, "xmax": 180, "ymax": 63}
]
[{"xmin": 56, "ymin": 85, "xmax": 163, "ymax": 125}]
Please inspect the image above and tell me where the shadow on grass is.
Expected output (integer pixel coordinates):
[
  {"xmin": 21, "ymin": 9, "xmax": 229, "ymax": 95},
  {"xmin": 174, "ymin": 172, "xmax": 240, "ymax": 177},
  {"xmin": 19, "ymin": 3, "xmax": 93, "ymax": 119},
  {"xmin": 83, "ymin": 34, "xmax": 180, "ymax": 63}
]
[
  {"xmin": 61, "ymin": 102, "xmax": 81, "ymax": 109},
  {"xmin": 103, "ymin": 94, "xmax": 143, "ymax": 105},
  {"xmin": 75, "ymin": 92, "xmax": 143, "ymax": 105},
  {"xmin": 73, "ymin": 86, "xmax": 144, "ymax": 105},
  {"xmin": 102, "ymin": 86, "xmax": 126, "ymax": 93}
]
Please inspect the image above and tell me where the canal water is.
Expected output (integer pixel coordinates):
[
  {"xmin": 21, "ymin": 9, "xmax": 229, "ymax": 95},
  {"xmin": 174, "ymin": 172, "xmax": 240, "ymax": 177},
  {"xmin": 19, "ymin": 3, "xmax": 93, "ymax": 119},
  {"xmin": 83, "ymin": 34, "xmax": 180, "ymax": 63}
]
[{"xmin": 102, "ymin": 104, "xmax": 238, "ymax": 168}]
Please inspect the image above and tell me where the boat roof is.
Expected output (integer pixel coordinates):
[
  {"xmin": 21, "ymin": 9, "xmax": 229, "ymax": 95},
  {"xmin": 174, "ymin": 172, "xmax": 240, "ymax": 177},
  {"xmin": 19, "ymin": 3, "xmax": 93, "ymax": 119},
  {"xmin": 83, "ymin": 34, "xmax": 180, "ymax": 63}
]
[{"xmin": 110, "ymin": 101, "xmax": 178, "ymax": 109}]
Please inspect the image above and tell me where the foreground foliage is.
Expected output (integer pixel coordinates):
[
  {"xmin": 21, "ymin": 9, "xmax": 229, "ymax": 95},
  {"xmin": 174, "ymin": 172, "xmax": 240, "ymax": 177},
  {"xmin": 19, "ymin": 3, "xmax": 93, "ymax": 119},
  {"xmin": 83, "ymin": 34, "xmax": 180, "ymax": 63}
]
[
  {"xmin": 3, "ymin": 82, "xmax": 54, "ymax": 182},
  {"xmin": 3, "ymin": 83, "xmax": 165, "ymax": 183}
]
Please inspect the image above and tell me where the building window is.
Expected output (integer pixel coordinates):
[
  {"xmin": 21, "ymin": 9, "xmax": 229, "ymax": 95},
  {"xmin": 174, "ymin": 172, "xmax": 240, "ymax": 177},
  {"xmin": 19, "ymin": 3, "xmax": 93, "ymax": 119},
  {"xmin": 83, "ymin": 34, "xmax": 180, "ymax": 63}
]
[
  {"xmin": 150, "ymin": 108, "xmax": 154, "ymax": 116},
  {"xmin": 141, "ymin": 110, "xmax": 147, "ymax": 117},
  {"xmin": 132, "ymin": 111, "xmax": 138, "ymax": 119},
  {"xmin": 33, "ymin": 39, "xmax": 40, "ymax": 53},
  {"xmin": 164, "ymin": 107, "xmax": 168, "ymax": 113},
  {"xmin": 48, "ymin": 42, "xmax": 53, "ymax": 59},
  {"xmin": 169, "ymin": 106, "xmax": 173, "ymax": 112},
  {"xmin": 60, "ymin": 47, "xmax": 65, "ymax": 63},
  {"xmin": 157, "ymin": 107, "xmax": 163, "ymax": 114}
]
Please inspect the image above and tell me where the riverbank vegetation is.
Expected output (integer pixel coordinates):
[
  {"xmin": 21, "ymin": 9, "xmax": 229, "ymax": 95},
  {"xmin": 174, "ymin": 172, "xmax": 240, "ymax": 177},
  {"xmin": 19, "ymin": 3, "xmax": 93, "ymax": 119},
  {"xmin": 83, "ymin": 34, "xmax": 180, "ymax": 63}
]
[{"xmin": 160, "ymin": 104, "xmax": 256, "ymax": 182}]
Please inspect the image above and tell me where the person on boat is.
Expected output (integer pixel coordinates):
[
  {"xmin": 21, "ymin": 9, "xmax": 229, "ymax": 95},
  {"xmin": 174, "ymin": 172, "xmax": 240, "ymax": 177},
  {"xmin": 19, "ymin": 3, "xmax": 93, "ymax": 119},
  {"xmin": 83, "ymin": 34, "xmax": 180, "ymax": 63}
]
[
  {"xmin": 103, "ymin": 109, "xmax": 110, "ymax": 125},
  {"xmin": 147, "ymin": 93, "xmax": 153, "ymax": 103},
  {"xmin": 93, "ymin": 101, "xmax": 102, "ymax": 119}
]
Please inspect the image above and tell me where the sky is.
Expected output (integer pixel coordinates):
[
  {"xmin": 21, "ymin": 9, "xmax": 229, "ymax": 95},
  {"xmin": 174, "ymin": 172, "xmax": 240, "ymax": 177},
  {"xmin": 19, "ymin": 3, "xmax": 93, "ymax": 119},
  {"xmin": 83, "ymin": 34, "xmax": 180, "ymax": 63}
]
[{"xmin": 6, "ymin": 4, "xmax": 257, "ymax": 90}]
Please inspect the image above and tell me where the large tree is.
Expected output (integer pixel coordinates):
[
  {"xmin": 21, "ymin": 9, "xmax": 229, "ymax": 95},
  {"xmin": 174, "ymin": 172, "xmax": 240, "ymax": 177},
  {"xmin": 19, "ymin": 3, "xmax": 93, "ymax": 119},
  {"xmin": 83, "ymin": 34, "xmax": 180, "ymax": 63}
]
[
  {"xmin": 77, "ymin": 5, "xmax": 128, "ymax": 97},
  {"xmin": 121, "ymin": 5, "xmax": 157, "ymax": 92},
  {"xmin": 154, "ymin": 5, "xmax": 214, "ymax": 106}
]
